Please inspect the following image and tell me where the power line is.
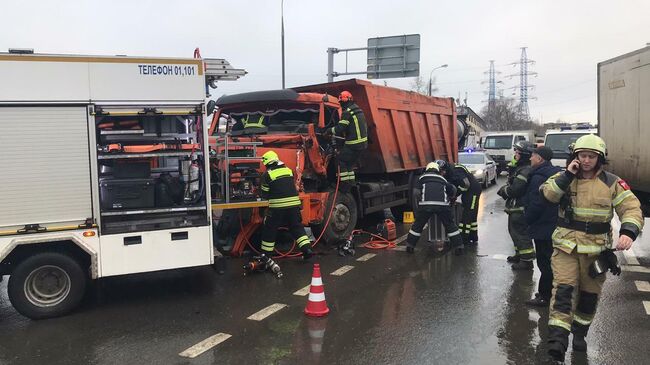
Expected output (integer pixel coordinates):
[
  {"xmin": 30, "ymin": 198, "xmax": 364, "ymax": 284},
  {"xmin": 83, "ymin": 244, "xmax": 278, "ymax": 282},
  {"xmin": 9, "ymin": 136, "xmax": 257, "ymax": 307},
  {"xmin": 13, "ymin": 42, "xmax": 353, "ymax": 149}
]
[
  {"xmin": 534, "ymin": 94, "xmax": 593, "ymax": 108},
  {"xmin": 534, "ymin": 78, "xmax": 595, "ymax": 97},
  {"xmin": 507, "ymin": 47, "xmax": 537, "ymax": 120}
]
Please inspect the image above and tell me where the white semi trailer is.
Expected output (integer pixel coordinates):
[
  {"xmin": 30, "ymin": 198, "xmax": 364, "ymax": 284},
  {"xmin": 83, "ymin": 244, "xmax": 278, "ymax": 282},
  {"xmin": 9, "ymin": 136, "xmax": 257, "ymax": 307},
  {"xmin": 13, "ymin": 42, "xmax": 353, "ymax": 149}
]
[{"xmin": 598, "ymin": 45, "xmax": 650, "ymax": 216}]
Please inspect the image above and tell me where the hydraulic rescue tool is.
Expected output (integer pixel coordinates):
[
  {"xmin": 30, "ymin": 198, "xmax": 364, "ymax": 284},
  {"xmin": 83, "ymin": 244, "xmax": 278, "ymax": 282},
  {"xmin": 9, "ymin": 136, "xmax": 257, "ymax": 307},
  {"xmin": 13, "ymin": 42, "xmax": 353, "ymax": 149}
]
[{"xmin": 243, "ymin": 254, "xmax": 284, "ymax": 278}]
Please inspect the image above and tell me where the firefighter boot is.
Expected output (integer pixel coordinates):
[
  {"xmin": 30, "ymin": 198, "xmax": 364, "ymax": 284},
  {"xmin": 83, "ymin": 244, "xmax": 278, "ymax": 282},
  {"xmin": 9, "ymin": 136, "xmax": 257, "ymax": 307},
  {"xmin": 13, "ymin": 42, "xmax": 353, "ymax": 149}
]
[
  {"xmin": 450, "ymin": 235, "xmax": 464, "ymax": 256},
  {"xmin": 548, "ymin": 327, "xmax": 569, "ymax": 363},
  {"xmin": 571, "ymin": 321, "xmax": 589, "ymax": 352},
  {"xmin": 511, "ymin": 260, "xmax": 534, "ymax": 270},
  {"xmin": 302, "ymin": 246, "xmax": 314, "ymax": 260},
  {"xmin": 572, "ymin": 334, "xmax": 587, "ymax": 352},
  {"xmin": 507, "ymin": 254, "xmax": 520, "ymax": 263}
]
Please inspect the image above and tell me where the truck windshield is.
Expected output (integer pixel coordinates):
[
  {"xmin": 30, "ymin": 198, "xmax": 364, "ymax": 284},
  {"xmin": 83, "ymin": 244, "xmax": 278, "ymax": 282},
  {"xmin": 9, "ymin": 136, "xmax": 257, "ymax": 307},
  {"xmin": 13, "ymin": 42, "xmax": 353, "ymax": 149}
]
[
  {"xmin": 459, "ymin": 154, "xmax": 485, "ymax": 164},
  {"xmin": 483, "ymin": 135, "xmax": 513, "ymax": 149},
  {"xmin": 228, "ymin": 108, "xmax": 319, "ymax": 134},
  {"xmin": 545, "ymin": 133, "xmax": 587, "ymax": 159}
]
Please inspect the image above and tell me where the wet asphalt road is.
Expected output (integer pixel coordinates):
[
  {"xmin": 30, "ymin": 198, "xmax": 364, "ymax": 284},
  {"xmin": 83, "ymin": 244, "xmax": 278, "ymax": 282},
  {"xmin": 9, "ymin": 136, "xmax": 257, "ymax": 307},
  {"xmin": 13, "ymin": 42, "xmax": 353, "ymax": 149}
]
[{"xmin": 2, "ymin": 176, "xmax": 650, "ymax": 365}]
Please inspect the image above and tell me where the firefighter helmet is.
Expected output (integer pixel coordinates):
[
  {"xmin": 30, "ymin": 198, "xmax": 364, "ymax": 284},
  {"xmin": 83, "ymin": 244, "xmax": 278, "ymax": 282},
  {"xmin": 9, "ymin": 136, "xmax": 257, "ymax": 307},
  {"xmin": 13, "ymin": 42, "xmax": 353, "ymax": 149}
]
[
  {"xmin": 573, "ymin": 134, "xmax": 606, "ymax": 157},
  {"xmin": 338, "ymin": 91, "xmax": 353, "ymax": 103},
  {"xmin": 513, "ymin": 141, "xmax": 535, "ymax": 156},
  {"xmin": 426, "ymin": 162, "xmax": 440, "ymax": 172},
  {"xmin": 261, "ymin": 150, "xmax": 280, "ymax": 166},
  {"xmin": 434, "ymin": 159, "xmax": 447, "ymax": 169}
]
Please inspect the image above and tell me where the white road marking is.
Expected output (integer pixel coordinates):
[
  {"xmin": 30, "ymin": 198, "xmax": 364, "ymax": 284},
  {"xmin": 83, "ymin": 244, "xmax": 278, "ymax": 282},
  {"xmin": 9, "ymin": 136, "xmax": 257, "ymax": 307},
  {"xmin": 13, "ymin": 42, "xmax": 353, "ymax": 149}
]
[
  {"xmin": 491, "ymin": 254, "xmax": 509, "ymax": 261},
  {"xmin": 623, "ymin": 248, "xmax": 640, "ymax": 265},
  {"xmin": 356, "ymin": 253, "xmax": 376, "ymax": 262},
  {"xmin": 635, "ymin": 281, "xmax": 650, "ymax": 292},
  {"xmin": 394, "ymin": 234, "xmax": 408, "ymax": 245},
  {"xmin": 622, "ymin": 265, "xmax": 650, "ymax": 274},
  {"xmin": 293, "ymin": 285, "xmax": 311, "ymax": 296},
  {"xmin": 247, "ymin": 303, "xmax": 288, "ymax": 321},
  {"xmin": 179, "ymin": 333, "xmax": 231, "ymax": 358},
  {"xmin": 393, "ymin": 246, "xmax": 407, "ymax": 252},
  {"xmin": 644, "ymin": 301, "xmax": 650, "ymax": 316},
  {"xmin": 330, "ymin": 265, "xmax": 355, "ymax": 276}
]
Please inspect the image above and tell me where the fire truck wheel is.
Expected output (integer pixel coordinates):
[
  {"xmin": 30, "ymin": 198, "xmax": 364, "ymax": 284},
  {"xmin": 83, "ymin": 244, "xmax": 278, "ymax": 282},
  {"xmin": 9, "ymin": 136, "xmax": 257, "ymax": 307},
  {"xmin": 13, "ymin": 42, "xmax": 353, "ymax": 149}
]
[
  {"xmin": 314, "ymin": 190, "xmax": 358, "ymax": 244},
  {"xmin": 8, "ymin": 252, "xmax": 87, "ymax": 319}
]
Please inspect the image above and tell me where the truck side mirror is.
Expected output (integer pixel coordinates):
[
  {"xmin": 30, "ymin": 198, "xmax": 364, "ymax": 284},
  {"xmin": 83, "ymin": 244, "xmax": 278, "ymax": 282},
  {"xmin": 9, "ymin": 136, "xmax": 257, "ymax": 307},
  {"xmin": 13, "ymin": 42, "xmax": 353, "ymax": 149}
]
[{"xmin": 206, "ymin": 100, "xmax": 217, "ymax": 116}]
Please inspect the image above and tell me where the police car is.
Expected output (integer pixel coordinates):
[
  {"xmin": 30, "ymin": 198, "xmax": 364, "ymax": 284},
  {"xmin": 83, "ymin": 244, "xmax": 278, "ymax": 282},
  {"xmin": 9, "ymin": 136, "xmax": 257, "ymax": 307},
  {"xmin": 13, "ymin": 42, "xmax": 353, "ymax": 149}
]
[{"xmin": 458, "ymin": 149, "xmax": 498, "ymax": 188}]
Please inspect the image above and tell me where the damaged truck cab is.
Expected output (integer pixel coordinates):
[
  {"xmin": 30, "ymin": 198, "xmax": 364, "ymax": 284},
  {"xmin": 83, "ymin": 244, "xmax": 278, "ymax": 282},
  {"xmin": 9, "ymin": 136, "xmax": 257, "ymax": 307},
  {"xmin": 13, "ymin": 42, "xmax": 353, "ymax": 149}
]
[{"xmin": 210, "ymin": 79, "xmax": 461, "ymax": 254}]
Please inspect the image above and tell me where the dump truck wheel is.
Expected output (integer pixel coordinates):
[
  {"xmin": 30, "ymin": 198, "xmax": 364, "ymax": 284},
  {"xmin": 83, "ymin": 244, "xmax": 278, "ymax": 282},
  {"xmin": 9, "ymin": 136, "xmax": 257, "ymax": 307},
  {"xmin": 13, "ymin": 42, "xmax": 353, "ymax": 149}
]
[
  {"xmin": 313, "ymin": 190, "xmax": 358, "ymax": 244},
  {"xmin": 8, "ymin": 252, "xmax": 87, "ymax": 319}
]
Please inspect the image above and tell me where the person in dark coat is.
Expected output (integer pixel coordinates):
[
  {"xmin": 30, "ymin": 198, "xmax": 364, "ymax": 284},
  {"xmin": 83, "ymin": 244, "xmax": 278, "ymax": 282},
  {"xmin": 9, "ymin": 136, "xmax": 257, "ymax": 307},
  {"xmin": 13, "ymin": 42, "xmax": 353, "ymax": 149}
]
[{"xmin": 523, "ymin": 146, "xmax": 562, "ymax": 306}]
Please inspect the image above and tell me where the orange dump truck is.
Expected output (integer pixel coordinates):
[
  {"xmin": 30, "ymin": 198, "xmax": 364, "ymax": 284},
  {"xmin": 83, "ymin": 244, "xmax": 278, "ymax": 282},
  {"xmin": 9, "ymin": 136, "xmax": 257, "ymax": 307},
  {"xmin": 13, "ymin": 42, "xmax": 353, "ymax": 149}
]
[{"xmin": 209, "ymin": 79, "xmax": 460, "ymax": 255}]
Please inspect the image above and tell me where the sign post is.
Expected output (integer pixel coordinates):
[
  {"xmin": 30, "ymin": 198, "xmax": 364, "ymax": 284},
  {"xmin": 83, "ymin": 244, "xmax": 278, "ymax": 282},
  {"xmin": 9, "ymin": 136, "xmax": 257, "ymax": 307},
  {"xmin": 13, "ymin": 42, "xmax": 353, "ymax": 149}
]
[{"xmin": 326, "ymin": 34, "xmax": 420, "ymax": 82}]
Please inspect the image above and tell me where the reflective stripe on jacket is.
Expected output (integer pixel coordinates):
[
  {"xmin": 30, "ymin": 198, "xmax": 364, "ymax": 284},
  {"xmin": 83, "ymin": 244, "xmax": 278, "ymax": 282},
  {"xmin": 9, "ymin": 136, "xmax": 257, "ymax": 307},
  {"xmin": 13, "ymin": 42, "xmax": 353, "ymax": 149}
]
[
  {"xmin": 331, "ymin": 103, "xmax": 368, "ymax": 147},
  {"xmin": 541, "ymin": 169, "xmax": 644, "ymax": 255},
  {"xmin": 243, "ymin": 114, "xmax": 265, "ymax": 128},
  {"xmin": 417, "ymin": 172, "xmax": 456, "ymax": 206},
  {"xmin": 504, "ymin": 162, "xmax": 532, "ymax": 212},
  {"xmin": 261, "ymin": 165, "xmax": 301, "ymax": 209},
  {"xmin": 452, "ymin": 164, "xmax": 481, "ymax": 194}
]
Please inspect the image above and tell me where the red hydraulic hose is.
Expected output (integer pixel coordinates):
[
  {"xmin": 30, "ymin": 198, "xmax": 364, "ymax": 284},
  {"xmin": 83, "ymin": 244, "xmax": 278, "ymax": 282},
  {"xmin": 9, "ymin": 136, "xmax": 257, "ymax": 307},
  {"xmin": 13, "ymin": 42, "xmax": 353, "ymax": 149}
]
[
  {"xmin": 240, "ymin": 165, "xmax": 342, "ymax": 259},
  {"xmin": 355, "ymin": 229, "xmax": 397, "ymax": 249}
]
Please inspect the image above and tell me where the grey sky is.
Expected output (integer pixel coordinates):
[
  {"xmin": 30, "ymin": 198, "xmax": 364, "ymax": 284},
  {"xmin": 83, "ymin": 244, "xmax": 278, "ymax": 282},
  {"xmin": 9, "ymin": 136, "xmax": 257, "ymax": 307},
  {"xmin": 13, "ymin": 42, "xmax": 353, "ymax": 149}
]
[{"xmin": 2, "ymin": 0, "xmax": 648, "ymax": 124}]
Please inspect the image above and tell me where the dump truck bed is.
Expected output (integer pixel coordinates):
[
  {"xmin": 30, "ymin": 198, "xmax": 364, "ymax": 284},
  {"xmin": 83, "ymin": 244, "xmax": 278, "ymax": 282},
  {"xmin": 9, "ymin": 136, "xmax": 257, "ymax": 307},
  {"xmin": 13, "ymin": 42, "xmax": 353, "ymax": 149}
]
[{"xmin": 293, "ymin": 79, "xmax": 458, "ymax": 174}]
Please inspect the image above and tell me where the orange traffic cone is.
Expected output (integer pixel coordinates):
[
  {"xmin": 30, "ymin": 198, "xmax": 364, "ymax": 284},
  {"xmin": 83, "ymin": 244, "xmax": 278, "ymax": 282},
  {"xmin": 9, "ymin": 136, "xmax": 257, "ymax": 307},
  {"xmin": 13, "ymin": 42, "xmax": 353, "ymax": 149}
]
[{"xmin": 304, "ymin": 263, "xmax": 329, "ymax": 317}]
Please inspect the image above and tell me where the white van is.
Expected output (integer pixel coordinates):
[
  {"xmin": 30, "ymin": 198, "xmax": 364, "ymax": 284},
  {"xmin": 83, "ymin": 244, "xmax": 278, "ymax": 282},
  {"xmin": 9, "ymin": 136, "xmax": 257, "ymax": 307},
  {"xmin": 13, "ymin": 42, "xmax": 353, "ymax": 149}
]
[
  {"xmin": 544, "ymin": 126, "xmax": 597, "ymax": 167},
  {"xmin": 481, "ymin": 130, "xmax": 535, "ymax": 174}
]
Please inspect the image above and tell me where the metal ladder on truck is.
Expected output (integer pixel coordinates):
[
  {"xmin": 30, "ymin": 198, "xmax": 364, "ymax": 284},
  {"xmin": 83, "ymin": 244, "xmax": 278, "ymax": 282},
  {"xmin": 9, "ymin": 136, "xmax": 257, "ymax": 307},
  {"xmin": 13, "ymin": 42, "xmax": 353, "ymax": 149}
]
[{"xmin": 211, "ymin": 134, "xmax": 266, "ymax": 207}]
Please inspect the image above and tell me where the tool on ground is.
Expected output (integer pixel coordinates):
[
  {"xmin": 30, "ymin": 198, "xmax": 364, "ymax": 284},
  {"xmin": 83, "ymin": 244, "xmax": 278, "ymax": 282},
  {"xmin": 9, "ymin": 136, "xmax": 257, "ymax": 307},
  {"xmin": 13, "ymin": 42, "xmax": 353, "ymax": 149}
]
[
  {"xmin": 378, "ymin": 219, "xmax": 397, "ymax": 241},
  {"xmin": 305, "ymin": 263, "xmax": 329, "ymax": 317},
  {"xmin": 242, "ymin": 255, "xmax": 267, "ymax": 275},
  {"xmin": 262, "ymin": 254, "xmax": 283, "ymax": 278},
  {"xmin": 243, "ymin": 254, "xmax": 283, "ymax": 278},
  {"xmin": 337, "ymin": 231, "xmax": 360, "ymax": 256}
]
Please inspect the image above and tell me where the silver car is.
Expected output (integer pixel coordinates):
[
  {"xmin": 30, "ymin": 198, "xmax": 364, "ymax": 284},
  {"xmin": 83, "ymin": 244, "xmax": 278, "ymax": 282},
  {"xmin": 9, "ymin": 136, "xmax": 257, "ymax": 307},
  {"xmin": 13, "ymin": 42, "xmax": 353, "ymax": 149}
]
[{"xmin": 458, "ymin": 151, "xmax": 498, "ymax": 188}]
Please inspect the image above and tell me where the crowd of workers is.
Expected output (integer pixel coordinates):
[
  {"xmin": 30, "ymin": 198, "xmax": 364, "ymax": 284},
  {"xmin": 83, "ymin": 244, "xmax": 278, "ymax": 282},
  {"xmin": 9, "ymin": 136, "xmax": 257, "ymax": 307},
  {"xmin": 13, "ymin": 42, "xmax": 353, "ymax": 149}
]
[
  {"xmin": 255, "ymin": 90, "xmax": 644, "ymax": 363},
  {"xmin": 423, "ymin": 133, "xmax": 643, "ymax": 363}
]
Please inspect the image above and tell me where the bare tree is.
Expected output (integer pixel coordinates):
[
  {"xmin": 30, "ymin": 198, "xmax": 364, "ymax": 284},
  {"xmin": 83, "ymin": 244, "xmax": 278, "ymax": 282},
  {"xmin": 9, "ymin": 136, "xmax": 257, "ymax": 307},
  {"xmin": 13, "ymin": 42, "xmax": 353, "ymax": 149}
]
[
  {"xmin": 480, "ymin": 97, "xmax": 538, "ymax": 131},
  {"xmin": 410, "ymin": 76, "xmax": 438, "ymax": 96}
]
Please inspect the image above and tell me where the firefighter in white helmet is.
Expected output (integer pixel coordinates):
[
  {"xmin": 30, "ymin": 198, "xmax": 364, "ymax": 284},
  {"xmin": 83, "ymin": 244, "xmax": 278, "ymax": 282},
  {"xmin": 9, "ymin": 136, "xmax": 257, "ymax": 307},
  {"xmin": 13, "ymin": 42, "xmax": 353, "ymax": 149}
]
[
  {"xmin": 405, "ymin": 162, "xmax": 464, "ymax": 255},
  {"xmin": 541, "ymin": 134, "xmax": 643, "ymax": 362}
]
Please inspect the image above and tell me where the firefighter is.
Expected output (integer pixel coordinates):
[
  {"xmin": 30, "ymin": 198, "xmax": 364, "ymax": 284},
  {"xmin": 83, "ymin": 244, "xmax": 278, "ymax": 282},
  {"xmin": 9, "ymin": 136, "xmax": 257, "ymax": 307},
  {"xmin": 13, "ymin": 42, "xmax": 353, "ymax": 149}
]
[
  {"xmin": 405, "ymin": 162, "xmax": 464, "ymax": 255},
  {"xmin": 325, "ymin": 91, "xmax": 368, "ymax": 192},
  {"xmin": 497, "ymin": 141, "xmax": 536, "ymax": 270},
  {"xmin": 259, "ymin": 151, "xmax": 313, "ymax": 263},
  {"xmin": 541, "ymin": 135, "xmax": 643, "ymax": 362},
  {"xmin": 436, "ymin": 159, "xmax": 482, "ymax": 245}
]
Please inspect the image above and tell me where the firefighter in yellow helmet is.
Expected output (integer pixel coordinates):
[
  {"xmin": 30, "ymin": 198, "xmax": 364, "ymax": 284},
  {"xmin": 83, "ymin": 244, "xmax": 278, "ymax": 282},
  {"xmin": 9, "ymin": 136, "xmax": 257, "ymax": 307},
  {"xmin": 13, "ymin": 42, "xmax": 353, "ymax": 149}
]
[
  {"xmin": 541, "ymin": 134, "xmax": 643, "ymax": 362},
  {"xmin": 259, "ymin": 151, "xmax": 313, "ymax": 267}
]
